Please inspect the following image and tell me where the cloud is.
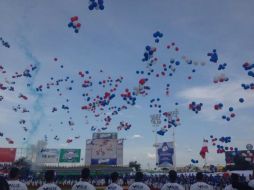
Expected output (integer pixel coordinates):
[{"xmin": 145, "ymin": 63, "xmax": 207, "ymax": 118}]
[
  {"xmin": 134, "ymin": 104, "xmax": 142, "ymax": 109},
  {"xmin": 131, "ymin": 134, "xmax": 143, "ymax": 139},
  {"xmin": 147, "ymin": 153, "xmax": 156, "ymax": 160}
]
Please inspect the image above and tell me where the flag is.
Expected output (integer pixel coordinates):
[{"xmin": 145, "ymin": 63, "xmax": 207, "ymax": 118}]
[{"xmin": 200, "ymin": 139, "xmax": 209, "ymax": 159}]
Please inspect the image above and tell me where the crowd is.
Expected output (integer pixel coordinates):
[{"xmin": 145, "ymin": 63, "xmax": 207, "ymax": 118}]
[{"xmin": 1, "ymin": 167, "xmax": 254, "ymax": 190}]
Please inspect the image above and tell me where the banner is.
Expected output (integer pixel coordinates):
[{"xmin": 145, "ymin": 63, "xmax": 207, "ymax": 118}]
[
  {"xmin": 0, "ymin": 148, "xmax": 16, "ymax": 162},
  {"xmin": 156, "ymin": 142, "xmax": 175, "ymax": 168},
  {"xmin": 91, "ymin": 158, "xmax": 117, "ymax": 165},
  {"xmin": 59, "ymin": 149, "xmax": 81, "ymax": 163},
  {"xmin": 36, "ymin": 149, "xmax": 59, "ymax": 163}
]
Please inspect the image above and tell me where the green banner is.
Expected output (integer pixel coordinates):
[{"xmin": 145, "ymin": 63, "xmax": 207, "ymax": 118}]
[{"xmin": 59, "ymin": 149, "xmax": 81, "ymax": 163}]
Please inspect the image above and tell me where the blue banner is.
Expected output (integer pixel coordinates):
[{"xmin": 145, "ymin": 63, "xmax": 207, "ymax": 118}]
[{"xmin": 157, "ymin": 142, "xmax": 175, "ymax": 167}]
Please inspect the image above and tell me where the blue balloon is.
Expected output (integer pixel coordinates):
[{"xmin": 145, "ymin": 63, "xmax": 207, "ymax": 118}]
[
  {"xmin": 229, "ymin": 107, "xmax": 233, "ymax": 112},
  {"xmin": 239, "ymin": 98, "xmax": 244, "ymax": 103},
  {"xmin": 175, "ymin": 61, "xmax": 180, "ymax": 65}
]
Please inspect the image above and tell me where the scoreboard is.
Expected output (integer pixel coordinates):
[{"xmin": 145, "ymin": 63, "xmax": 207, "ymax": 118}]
[{"xmin": 85, "ymin": 133, "xmax": 123, "ymax": 166}]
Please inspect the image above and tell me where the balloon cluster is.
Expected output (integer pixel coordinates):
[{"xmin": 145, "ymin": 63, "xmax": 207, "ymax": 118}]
[
  {"xmin": 150, "ymin": 98, "xmax": 162, "ymax": 113},
  {"xmin": 68, "ymin": 16, "xmax": 81, "ymax": 33},
  {"xmin": 241, "ymin": 83, "xmax": 254, "ymax": 90},
  {"xmin": 117, "ymin": 121, "xmax": 131, "ymax": 131},
  {"xmin": 242, "ymin": 62, "xmax": 254, "ymax": 70},
  {"xmin": 162, "ymin": 111, "xmax": 180, "ymax": 128},
  {"xmin": 166, "ymin": 42, "xmax": 179, "ymax": 52},
  {"xmin": 214, "ymin": 103, "xmax": 223, "ymax": 110},
  {"xmin": 165, "ymin": 84, "xmax": 170, "ymax": 96},
  {"xmin": 157, "ymin": 127, "xmax": 168, "ymax": 136},
  {"xmin": 189, "ymin": 102, "xmax": 203, "ymax": 114},
  {"xmin": 88, "ymin": 0, "xmax": 104, "ymax": 10},
  {"xmin": 218, "ymin": 63, "xmax": 227, "ymax": 70},
  {"xmin": 213, "ymin": 73, "xmax": 229, "ymax": 83},
  {"xmin": 207, "ymin": 49, "xmax": 218, "ymax": 63},
  {"xmin": 0, "ymin": 65, "xmax": 6, "ymax": 74},
  {"xmin": 133, "ymin": 78, "xmax": 150, "ymax": 96},
  {"xmin": 0, "ymin": 37, "xmax": 10, "ymax": 48},
  {"xmin": 219, "ymin": 136, "xmax": 231, "ymax": 143},
  {"xmin": 142, "ymin": 46, "xmax": 156, "ymax": 62},
  {"xmin": 153, "ymin": 31, "xmax": 163, "ymax": 43},
  {"xmin": 191, "ymin": 159, "xmax": 199, "ymax": 164},
  {"xmin": 217, "ymin": 145, "xmax": 236, "ymax": 154},
  {"xmin": 222, "ymin": 107, "xmax": 235, "ymax": 121},
  {"xmin": 121, "ymin": 89, "xmax": 136, "ymax": 105}
]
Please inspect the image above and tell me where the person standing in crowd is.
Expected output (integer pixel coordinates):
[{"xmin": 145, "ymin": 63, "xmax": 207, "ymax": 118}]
[
  {"xmin": 225, "ymin": 173, "xmax": 251, "ymax": 190},
  {"xmin": 72, "ymin": 168, "xmax": 96, "ymax": 190},
  {"xmin": 8, "ymin": 167, "xmax": 27, "ymax": 190},
  {"xmin": 106, "ymin": 172, "xmax": 123, "ymax": 190},
  {"xmin": 37, "ymin": 170, "xmax": 61, "ymax": 190},
  {"xmin": 190, "ymin": 172, "xmax": 212, "ymax": 190},
  {"xmin": 0, "ymin": 176, "xmax": 9, "ymax": 190},
  {"xmin": 249, "ymin": 170, "xmax": 254, "ymax": 189},
  {"xmin": 128, "ymin": 172, "xmax": 150, "ymax": 190},
  {"xmin": 161, "ymin": 170, "xmax": 184, "ymax": 190}
]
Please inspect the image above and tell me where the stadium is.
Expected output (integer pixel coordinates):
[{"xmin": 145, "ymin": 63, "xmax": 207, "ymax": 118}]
[{"xmin": 1, "ymin": 0, "xmax": 254, "ymax": 190}]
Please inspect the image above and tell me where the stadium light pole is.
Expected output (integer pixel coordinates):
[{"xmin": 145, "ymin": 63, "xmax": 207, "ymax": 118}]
[{"xmin": 150, "ymin": 113, "xmax": 161, "ymax": 168}]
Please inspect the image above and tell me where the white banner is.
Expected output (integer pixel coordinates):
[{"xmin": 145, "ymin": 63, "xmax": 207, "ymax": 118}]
[{"xmin": 36, "ymin": 149, "xmax": 59, "ymax": 163}]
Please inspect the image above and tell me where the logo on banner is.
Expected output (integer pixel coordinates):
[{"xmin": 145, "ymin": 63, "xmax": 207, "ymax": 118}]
[{"xmin": 59, "ymin": 149, "xmax": 81, "ymax": 163}]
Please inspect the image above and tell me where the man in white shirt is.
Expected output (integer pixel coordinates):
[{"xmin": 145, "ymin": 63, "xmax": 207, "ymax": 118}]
[
  {"xmin": 161, "ymin": 170, "xmax": 184, "ymax": 190},
  {"xmin": 72, "ymin": 168, "xmax": 96, "ymax": 190},
  {"xmin": 37, "ymin": 170, "xmax": 61, "ymax": 190},
  {"xmin": 190, "ymin": 172, "xmax": 212, "ymax": 190},
  {"xmin": 8, "ymin": 167, "xmax": 28, "ymax": 190},
  {"xmin": 128, "ymin": 172, "xmax": 150, "ymax": 190},
  {"xmin": 106, "ymin": 172, "xmax": 123, "ymax": 190}
]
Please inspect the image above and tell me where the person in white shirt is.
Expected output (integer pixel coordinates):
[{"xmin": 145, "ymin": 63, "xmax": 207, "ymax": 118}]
[
  {"xmin": 72, "ymin": 168, "xmax": 96, "ymax": 190},
  {"xmin": 8, "ymin": 167, "xmax": 27, "ymax": 190},
  {"xmin": 128, "ymin": 172, "xmax": 150, "ymax": 190},
  {"xmin": 37, "ymin": 170, "xmax": 61, "ymax": 190},
  {"xmin": 190, "ymin": 172, "xmax": 212, "ymax": 190},
  {"xmin": 161, "ymin": 170, "xmax": 184, "ymax": 190},
  {"xmin": 249, "ymin": 179, "xmax": 254, "ymax": 189},
  {"xmin": 106, "ymin": 172, "xmax": 123, "ymax": 190}
]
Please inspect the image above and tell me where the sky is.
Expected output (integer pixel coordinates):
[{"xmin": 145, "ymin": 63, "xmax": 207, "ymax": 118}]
[{"xmin": 0, "ymin": 0, "xmax": 254, "ymax": 168}]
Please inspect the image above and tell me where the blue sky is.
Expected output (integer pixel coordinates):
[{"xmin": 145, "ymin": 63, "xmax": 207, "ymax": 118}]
[{"xmin": 0, "ymin": 0, "xmax": 254, "ymax": 168}]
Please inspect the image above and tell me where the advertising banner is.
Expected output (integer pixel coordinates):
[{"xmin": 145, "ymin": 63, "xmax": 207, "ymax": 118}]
[
  {"xmin": 0, "ymin": 148, "xmax": 16, "ymax": 162},
  {"xmin": 59, "ymin": 149, "xmax": 81, "ymax": 163},
  {"xmin": 36, "ymin": 149, "xmax": 59, "ymax": 163},
  {"xmin": 156, "ymin": 142, "xmax": 175, "ymax": 168}
]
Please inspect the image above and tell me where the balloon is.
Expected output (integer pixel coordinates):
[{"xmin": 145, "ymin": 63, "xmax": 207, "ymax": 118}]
[
  {"xmin": 207, "ymin": 49, "xmax": 218, "ymax": 63},
  {"xmin": 239, "ymin": 98, "xmax": 244, "ymax": 103}
]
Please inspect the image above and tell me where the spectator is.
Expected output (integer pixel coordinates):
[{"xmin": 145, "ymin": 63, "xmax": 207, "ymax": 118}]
[
  {"xmin": 106, "ymin": 172, "xmax": 123, "ymax": 190},
  {"xmin": 190, "ymin": 172, "xmax": 212, "ymax": 190},
  {"xmin": 0, "ymin": 176, "xmax": 9, "ymax": 190},
  {"xmin": 72, "ymin": 168, "xmax": 96, "ymax": 190},
  {"xmin": 161, "ymin": 170, "xmax": 184, "ymax": 190},
  {"xmin": 225, "ymin": 173, "xmax": 251, "ymax": 190},
  {"xmin": 8, "ymin": 167, "xmax": 27, "ymax": 190},
  {"xmin": 128, "ymin": 172, "xmax": 150, "ymax": 190},
  {"xmin": 37, "ymin": 170, "xmax": 61, "ymax": 190}
]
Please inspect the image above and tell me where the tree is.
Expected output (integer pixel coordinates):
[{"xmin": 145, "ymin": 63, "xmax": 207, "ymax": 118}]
[{"xmin": 129, "ymin": 161, "xmax": 141, "ymax": 171}]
